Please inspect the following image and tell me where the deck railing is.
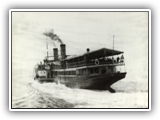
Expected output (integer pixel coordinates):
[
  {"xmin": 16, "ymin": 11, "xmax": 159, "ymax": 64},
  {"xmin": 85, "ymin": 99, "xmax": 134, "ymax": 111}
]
[{"xmin": 66, "ymin": 60, "xmax": 124, "ymax": 68}]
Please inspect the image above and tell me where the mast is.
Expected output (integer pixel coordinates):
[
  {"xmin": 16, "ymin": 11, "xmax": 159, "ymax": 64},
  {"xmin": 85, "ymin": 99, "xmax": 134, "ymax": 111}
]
[
  {"xmin": 112, "ymin": 35, "xmax": 115, "ymax": 74},
  {"xmin": 112, "ymin": 35, "xmax": 114, "ymax": 57},
  {"xmin": 46, "ymin": 29, "xmax": 48, "ymax": 58},
  {"xmin": 113, "ymin": 35, "xmax": 114, "ymax": 52},
  {"xmin": 46, "ymin": 39, "xmax": 48, "ymax": 58}
]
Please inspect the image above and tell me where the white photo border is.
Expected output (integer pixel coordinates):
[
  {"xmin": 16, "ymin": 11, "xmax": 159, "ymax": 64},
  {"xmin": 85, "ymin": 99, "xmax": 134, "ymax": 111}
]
[{"xmin": 9, "ymin": 9, "xmax": 151, "ymax": 111}]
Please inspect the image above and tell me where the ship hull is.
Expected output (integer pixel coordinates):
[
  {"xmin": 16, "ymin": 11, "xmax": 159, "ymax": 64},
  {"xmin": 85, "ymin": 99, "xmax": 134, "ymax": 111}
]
[{"xmin": 54, "ymin": 72, "xmax": 127, "ymax": 90}]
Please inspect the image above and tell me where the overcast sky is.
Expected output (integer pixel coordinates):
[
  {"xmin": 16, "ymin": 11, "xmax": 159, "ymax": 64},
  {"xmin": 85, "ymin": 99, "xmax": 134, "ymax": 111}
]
[{"xmin": 12, "ymin": 11, "xmax": 148, "ymax": 83}]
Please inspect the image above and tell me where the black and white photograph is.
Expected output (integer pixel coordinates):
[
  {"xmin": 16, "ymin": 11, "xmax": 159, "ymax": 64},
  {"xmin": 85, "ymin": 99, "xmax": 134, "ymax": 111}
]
[{"xmin": 9, "ymin": 9, "xmax": 150, "ymax": 110}]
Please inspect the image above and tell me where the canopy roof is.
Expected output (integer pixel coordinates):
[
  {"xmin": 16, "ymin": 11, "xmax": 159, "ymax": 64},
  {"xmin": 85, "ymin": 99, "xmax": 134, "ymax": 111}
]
[{"xmin": 61, "ymin": 48, "xmax": 123, "ymax": 61}]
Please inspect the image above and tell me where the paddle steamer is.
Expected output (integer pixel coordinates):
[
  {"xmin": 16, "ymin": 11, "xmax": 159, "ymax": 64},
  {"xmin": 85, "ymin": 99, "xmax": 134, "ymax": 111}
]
[{"xmin": 34, "ymin": 32, "xmax": 127, "ymax": 92}]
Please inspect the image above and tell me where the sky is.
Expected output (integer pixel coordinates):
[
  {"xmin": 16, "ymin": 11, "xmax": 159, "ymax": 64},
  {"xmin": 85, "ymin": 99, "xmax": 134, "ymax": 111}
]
[{"xmin": 12, "ymin": 11, "xmax": 148, "ymax": 83}]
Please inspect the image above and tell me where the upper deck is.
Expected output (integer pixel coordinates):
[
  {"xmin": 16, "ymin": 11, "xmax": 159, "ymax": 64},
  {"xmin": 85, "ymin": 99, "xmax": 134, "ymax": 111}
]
[
  {"xmin": 64, "ymin": 58, "xmax": 125, "ymax": 69},
  {"xmin": 60, "ymin": 48, "xmax": 125, "ymax": 69}
]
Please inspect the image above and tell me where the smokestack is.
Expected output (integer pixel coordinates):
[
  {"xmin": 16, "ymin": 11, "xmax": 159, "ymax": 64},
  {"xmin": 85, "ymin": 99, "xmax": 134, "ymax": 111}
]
[
  {"xmin": 53, "ymin": 48, "xmax": 58, "ymax": 61},
  {"xmin": 60, "ymin": 44, "xmax": 66, "ymax": 59}
]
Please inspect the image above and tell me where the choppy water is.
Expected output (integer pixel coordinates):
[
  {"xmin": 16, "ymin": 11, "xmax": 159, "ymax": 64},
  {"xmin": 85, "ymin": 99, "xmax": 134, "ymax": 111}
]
[{"xmin": 12, "ymin": 70, "xmax": 148, "ymax": 108}]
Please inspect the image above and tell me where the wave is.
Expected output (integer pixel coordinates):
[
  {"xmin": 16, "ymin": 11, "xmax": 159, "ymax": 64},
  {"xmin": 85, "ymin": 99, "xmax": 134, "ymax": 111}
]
[{"xmin": 12, "ymin": 75, "xmax": 148, "ymax": 108}]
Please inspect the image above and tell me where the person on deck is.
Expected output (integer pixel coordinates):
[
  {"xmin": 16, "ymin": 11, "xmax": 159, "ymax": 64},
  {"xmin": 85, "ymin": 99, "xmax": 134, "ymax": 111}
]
[
  {"xmin": 117, "ymin": 57, "xmax": 120, "ymax": 63},
  {"xmin": 120, "ymin": 55, "xmax": 124, "ymax": 63},
  {"xmin": 112, "ymin": 57, "xmax": 114, "ymax": 63}
]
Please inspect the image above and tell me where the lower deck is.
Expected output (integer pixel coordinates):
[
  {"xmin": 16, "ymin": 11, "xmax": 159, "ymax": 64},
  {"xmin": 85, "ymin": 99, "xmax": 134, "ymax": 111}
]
[
  {"xmin": 52, "ymin": 64, "xmax": 126, "ymax": 77},
  {"xmin": 35, "ymin": 64, "xmax": 127, "ymax": 90}
]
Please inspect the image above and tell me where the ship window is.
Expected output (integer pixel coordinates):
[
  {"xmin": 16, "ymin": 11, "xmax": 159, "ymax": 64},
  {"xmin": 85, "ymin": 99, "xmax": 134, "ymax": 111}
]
[
  {"xmin": 101, "ymin": 67, "xmax": 106, "ymax": 74},
  {"xmin": 65, "ymin": 71, "xmax": 74, "ymax": 75},
  {"xmin": 58, "ymin": 71, "xmax": 64, "ymax": 75},
  {"xmin": 65, "ymin": 71, "xmax": 67, "ymax": 75},
  {"xmin": 72, "ymin": 71, "xmax": 76, "ymax": 75},
  {"xmin": 76, "ymin": 70, "xmax": 80, "ymax": 76},
  {"xmin": 53, "ymin": 71, "xmax": 57, "ymax": 75},
  {"xmin": 79, "ymin": 69, "xmax": 82, "ymax": 75},
  {"xmin": 94, "ymin": 68, "xmax": 99, "ymax": 73},
  {"xmin": 108, "ymin": 67, "xmax": 113, "ymax": 73},
  {"xmin": 83, "ymin": 69, "xmax": 86, "ymax": 75},
  {"xmin": 78, "ymin": 69, "xmax": 86, "ymax": 75},
  {"xmin": 90, "ymin": 68, "xmax": 93, "ymax": 74}
]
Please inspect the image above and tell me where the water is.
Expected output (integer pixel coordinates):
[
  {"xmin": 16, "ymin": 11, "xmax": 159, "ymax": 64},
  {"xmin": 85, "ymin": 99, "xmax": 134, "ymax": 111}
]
[{"xmin": 12, "ymin": 70, "xmax": 148, "ymax": 108}]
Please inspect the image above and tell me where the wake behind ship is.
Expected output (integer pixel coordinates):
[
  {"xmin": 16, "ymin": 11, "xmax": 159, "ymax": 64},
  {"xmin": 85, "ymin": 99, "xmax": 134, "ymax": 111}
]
[{"xmin": 34, "ymin": 34, "xmax": 127, "ymax": 93}]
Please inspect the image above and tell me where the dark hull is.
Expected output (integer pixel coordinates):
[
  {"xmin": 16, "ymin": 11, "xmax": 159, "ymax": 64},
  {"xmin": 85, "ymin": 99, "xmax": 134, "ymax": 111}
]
[{"xmin": 54, "ymin": 72, "xmax": 127, "ymax": 90}]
